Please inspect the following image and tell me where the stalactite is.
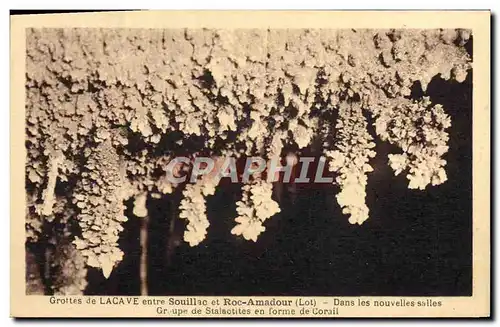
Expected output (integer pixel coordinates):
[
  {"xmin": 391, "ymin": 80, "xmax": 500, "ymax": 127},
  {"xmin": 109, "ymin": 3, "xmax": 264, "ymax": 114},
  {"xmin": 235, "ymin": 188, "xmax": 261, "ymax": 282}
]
[
  {"xmin": 40, "ymin": 151, "xmax": 63, "ymax": 218},
  {"xmin": 178, "ymin": 181, "xmax": 214, "ymax": 247},
  {"xmin": 231, "ymin": 178, "xmax": 281, "ymax": 242},
  {"xmin": 373, "ymin": 97, "xmax": 451, "ymax": 190},
  {"xmin": 139, "ymin": 215, "xmax": 149, "ymax": 296},
  {"xmin": 71, "ymin": 140, "xmax": 128, "ymax": 279},
  {"xmin": 325, "ymin": 102, "xmax": 376, "ymax": 225}
]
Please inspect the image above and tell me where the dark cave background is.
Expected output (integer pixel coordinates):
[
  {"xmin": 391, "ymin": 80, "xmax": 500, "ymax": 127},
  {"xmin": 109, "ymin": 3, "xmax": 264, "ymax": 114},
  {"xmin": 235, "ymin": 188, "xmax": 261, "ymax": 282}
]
[{"xmin": 84, "ymin": 69, "xmax": 473, "ymax": 297}]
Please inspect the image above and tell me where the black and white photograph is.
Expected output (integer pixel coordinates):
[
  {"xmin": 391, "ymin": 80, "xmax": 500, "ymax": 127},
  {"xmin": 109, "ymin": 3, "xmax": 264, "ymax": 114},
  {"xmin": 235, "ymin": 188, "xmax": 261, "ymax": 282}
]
[{"xmin": 10, "ymin": 10, "xmax": 490, "ymax": 318}]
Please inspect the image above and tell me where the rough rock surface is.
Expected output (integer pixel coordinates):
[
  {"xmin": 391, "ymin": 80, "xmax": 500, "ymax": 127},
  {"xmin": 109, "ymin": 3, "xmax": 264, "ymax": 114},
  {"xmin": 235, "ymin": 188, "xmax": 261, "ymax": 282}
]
[{"xmin": 25, "ymin": 28, "xmax": 471, "ymax": 289}]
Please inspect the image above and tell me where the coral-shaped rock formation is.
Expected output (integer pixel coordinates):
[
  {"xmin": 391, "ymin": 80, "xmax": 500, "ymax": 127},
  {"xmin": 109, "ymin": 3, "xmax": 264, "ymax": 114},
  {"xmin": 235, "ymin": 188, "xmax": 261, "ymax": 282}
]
[
  {"xmin": 231, "ymin": 179, "xmax": 281, "ymax": 242},
  {"xmin": 71, "ymin": 140, "xmax": 127, "ymax": 278},
  {"xmin": 325, "ymin": 102, "xmax": 376, "ymax": 225},
  {"xmin": 25, "ymin": 28, "xmax": 471, "ymax": 288},
  {"xmin": 374, "ymin": 97, "xmax": 451, "ymax": 190}
]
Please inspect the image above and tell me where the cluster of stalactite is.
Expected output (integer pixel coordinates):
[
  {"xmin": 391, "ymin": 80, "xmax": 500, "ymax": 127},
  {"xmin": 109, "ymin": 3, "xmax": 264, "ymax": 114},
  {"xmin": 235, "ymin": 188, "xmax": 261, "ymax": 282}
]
[{"xmin": 25, "ymin": 28, "xmax": 471, "ymax": 293}]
